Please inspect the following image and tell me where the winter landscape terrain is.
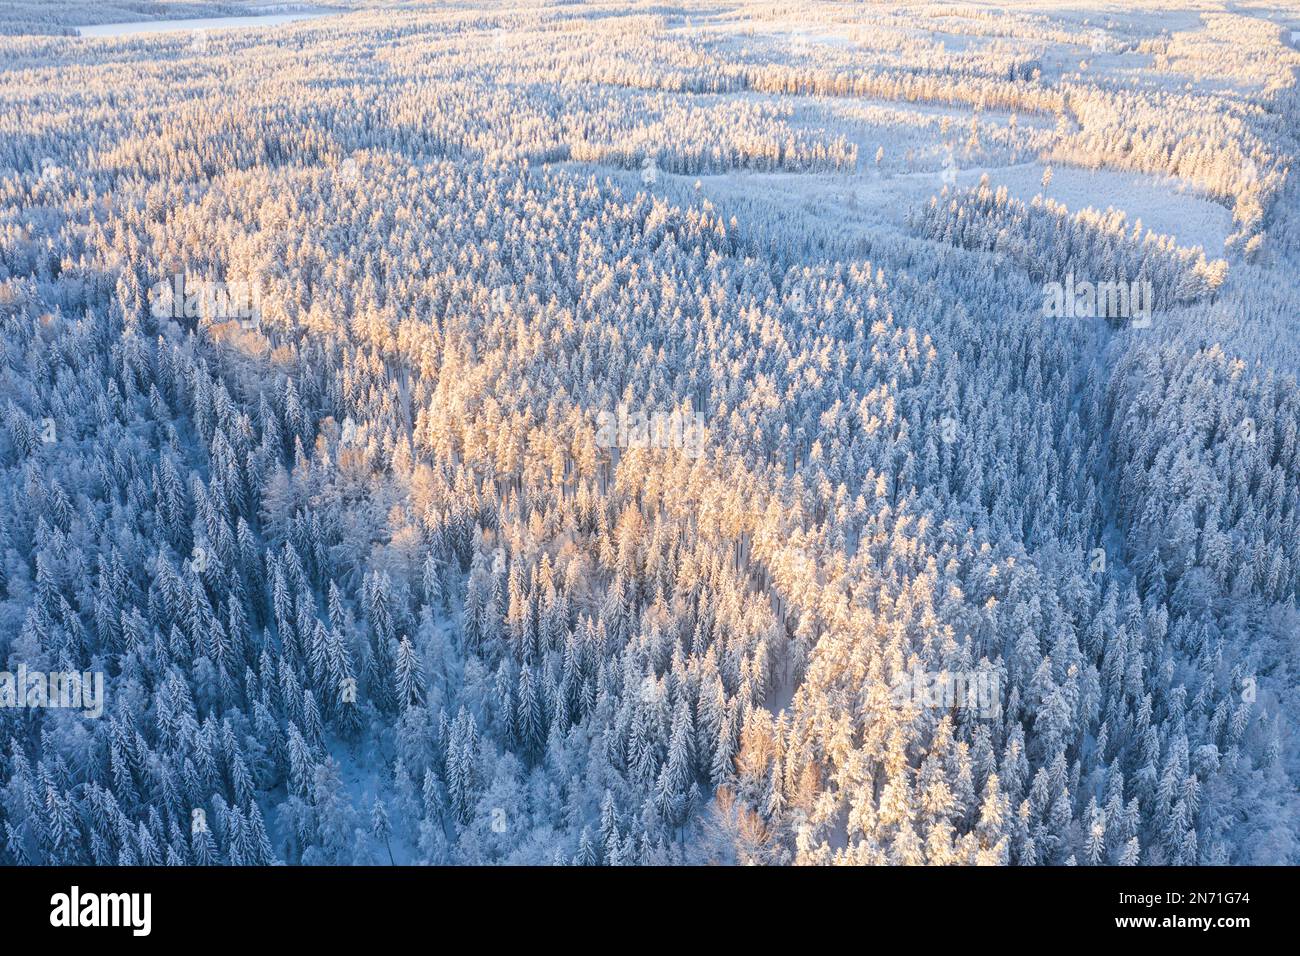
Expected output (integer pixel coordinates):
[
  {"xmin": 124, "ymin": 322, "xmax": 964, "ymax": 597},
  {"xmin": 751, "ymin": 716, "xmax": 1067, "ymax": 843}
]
[{"xmin": 0, "ymin": 0, "xmax": 1297, "ymax": 866}]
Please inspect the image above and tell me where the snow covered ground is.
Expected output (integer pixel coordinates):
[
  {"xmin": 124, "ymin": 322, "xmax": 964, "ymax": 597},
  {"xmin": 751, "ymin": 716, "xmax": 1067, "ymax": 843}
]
[
  {"xmin": 76, "ymin": 8, "xmax": 341, "ymax": 37},
  {"xmin": 672, "ymin": 160, "xmax": 1231, "ymax": 255}
]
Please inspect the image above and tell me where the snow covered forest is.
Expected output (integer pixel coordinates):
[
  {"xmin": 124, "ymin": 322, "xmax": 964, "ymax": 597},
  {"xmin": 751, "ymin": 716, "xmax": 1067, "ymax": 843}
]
[{"xmin": 0, "ymin": 0, "xmax": 1297, "ymax": 866}]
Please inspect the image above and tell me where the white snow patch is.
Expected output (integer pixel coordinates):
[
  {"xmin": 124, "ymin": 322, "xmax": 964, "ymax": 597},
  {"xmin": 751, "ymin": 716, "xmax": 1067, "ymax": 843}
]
[{"xmin": 77, "ymin": 9, "xmax": 339, "ymax": 38}]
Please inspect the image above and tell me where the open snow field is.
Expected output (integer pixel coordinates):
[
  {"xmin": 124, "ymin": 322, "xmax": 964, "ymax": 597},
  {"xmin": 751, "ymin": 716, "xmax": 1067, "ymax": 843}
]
[{"xmin": 77, "ymin": 9, "xmax": 340, "ymax": 37}]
